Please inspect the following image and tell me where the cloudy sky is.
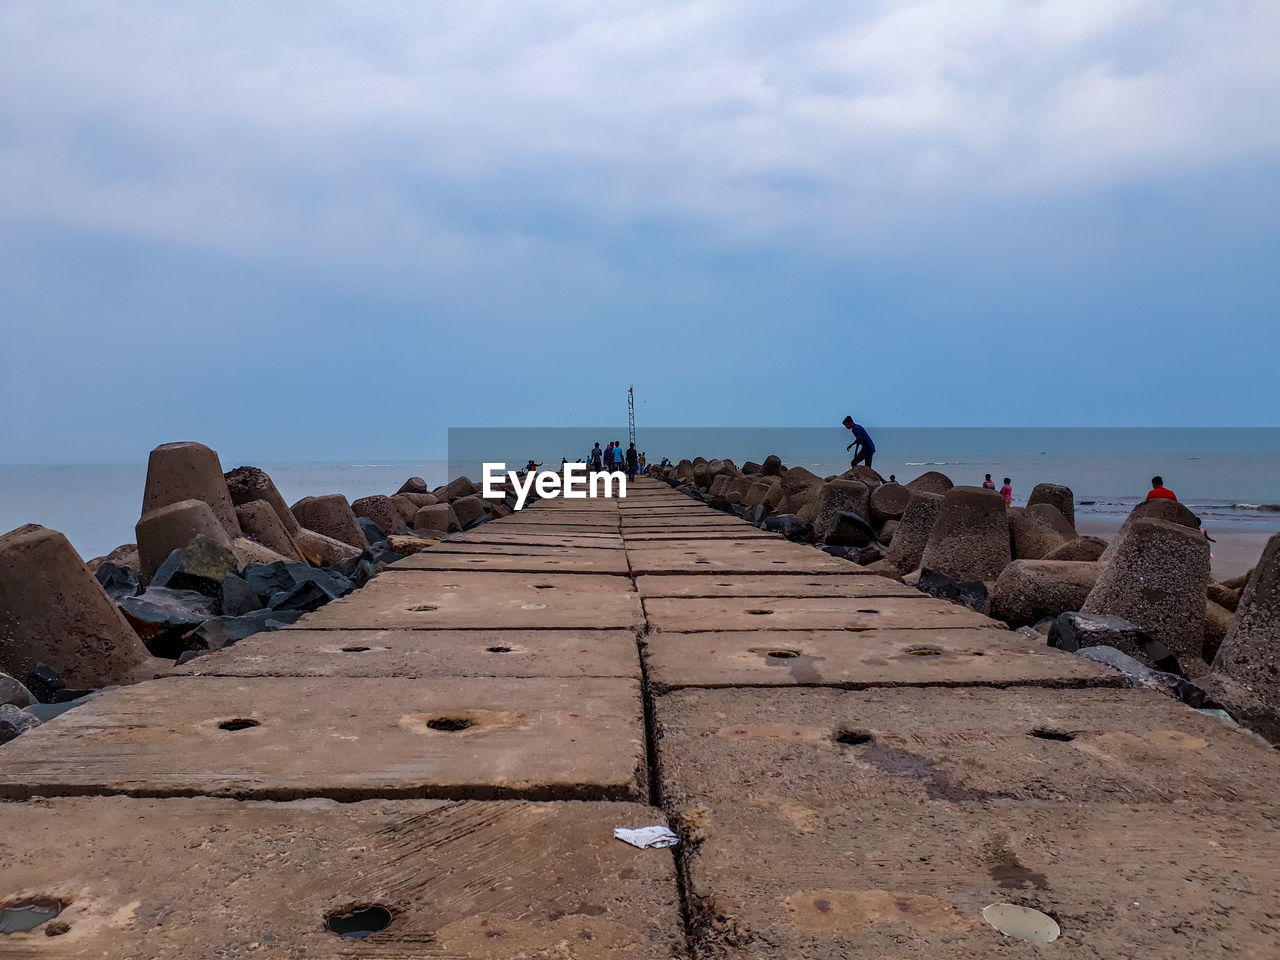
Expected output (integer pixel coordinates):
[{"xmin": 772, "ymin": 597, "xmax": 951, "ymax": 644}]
[{"xmin": 2, "ymin": 0, "xmax": 1277, "ymax": 462}]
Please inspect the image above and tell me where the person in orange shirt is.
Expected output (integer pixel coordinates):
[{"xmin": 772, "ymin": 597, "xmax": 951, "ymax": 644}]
[{"xmin": 1146, "ymin": 476, "xmax": 1177, "ymax": 502}]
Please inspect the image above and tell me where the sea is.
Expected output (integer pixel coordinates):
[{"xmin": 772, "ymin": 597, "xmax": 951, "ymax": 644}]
[{"xmin": 3, "ymin": 427, "xmax": 1278, "ymax": 562}]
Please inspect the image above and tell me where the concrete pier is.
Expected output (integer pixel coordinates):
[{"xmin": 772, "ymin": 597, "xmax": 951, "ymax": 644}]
[{"xmin": 1, "ymin": 478, "xmax": 1277, "ymax": 957}]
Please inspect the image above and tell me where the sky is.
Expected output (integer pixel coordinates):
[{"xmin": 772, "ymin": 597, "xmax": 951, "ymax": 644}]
[{"xmin": 2, "ymin": 0, "xmax": 1278, "ymax": 463}]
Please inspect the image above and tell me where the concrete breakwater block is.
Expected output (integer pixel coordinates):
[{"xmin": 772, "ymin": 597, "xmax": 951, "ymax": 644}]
[
  {"xmin": 654, "ymin": 687, "xmax": 1280, "ymax": 809},
  {"xmin": 290, "ymin": 494, "xmax": 369, "ymax": 550},
  {"xmin": 289, "ymin": 572, "xmax": 644, "ymax": 630},
  {"xmin": 135, "ymin": 498, "xmax": 233, "ymax": 582},
  {"xmin": 427, "ymin": 540, "xmax": 623, "ymax": 555},
  {"xmin": 444, "ymin": 530, "xmax": 624, "ymax": 548},
  {"xmin": 0, "ymin": 797, "xmax": 684, "ymax": 958},
  {"xmin": 634, "ymin": 574, "xmax": 917, "ymax": 599},
  {"xmin": 225, "ymin": 464, "xmax": 301, "ymax": 535},
  {"xmin": 392, "ymin": 550, "xmax": 631, "ymax": 574},
  {"xmin": 141, "ymin": 441, "xmax": 242, "ymax": 539},
  {"xmin": 0, "ymin": 524, "xmax": 160, "ymax": 689},
  {"xmin": 624, "ymin": 530, "xmax": 781, "ymax": 542},
  {"xmin": 920, "ymin": 486, "xmax": 1012, "ymax": 583},
  {"xmin": 234, "ymin": 499, "xmax": 304, "ymax": 561},
  {"xmin": 644, "ymin": 628, "xmax": 1116, "ymax": 691},
  {"xmin": 644, "ymin": 596, "xmax": 996, "ymax": 632},
  {"xmin": 0, "ymin": 676, "xmax": 647, "ymax": 801},
  {"xmin": 176, "ymin": 628, "xmax": 642, "ymax": 679},
  {"xmin": 627, "ymin": 542, "xmax": 854, "ymax": 575}
]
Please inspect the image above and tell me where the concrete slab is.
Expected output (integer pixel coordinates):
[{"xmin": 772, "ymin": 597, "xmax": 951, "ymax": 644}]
[
  {"xmin": 0, "ymin": 797, "xmax": 684, "ymax": 958},
  {"xmin": 178, "ymin": 629, "xmax": 641, "ymax": 679},
  {"xmin": 655, "ymin": 686, "xmax": 1280, "ymax": 807},
  {"xmin": 628, "ymin": 542, "xmax": 854, "ymax": 575},
  {"xmin": 0, "ymin": 676, "xmax": 646, "ymax": 801},
  {"xmin": 291, "ymin": 572, "xmax": 643, "ymax": 630},
  {"xmin": 445, "ymin": 532, "xmax": 624, "ymax": 548},
  {"xmin": 645, "ymin": 596, "xmax": 995, "ymax": 632},
  {"xmin": 635, "ymin": 574, "xmax": 917, "ymax": 598},
  {"xmin": 392, "ymin": 551, "xmax": 631, "ymax": 574},
  {"xmin": 669, "ymin": 797, "xmax": 1280, "ymax": 959},
  {"xmin": 624, "ymin": 530, "xmax": 781, "ymax": 542},
  {"xmin": 428, "ymin": 541, "xmax": 623, "ymax": 556},
  {"xmin": 490, "ymin": 516, "xmax": 620, "ymax": 529},
  {"xmin": 644, "ymin": 629, "xmax": 1118, "ymax": 690}
]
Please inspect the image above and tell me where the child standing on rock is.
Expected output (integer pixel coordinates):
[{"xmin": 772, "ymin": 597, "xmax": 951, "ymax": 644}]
[{"xmin": 1000, "ymin": 478, "xmax": 1013, "ymax": 507}]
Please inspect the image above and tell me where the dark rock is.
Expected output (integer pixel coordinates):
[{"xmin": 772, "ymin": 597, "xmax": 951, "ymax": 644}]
[
  {"xmin": 761, "ymin": 513, "xmax": 814, "ymax": 543},
  {"xmin": 396, "ymin": 477, "xmax": 430, "ymax": 495},
  {"xmin": 241, "ymin": 562, "xmax": 294, "ymax": 599},
  {"xmin": 1048, "ymin": 611, "xmax": 1182, "ymax": 674},
  {"xmin": 356, "ymin": 516, "xmax": 388, "ymax": 545},
  {"xmin": 917, "ymin": 570, "xmax": 990, "ymax": 616},
  {"xmin": 0, "ymin": 672, "xmax": 35, "ymax": 708},
  {"xmin": 184, "ymin": 609, "xmax": 304, "ymax": 650},
  {"xmin": 24, "ymin": 664, "xmax": 93, "ymax": 704},
  {"xmin": 94, "ymin": 562, "xmax": 140, "ymax": 602},
  {"xmin": 219, "ymin": 574, "xmax": 263, "ymax": 617},
  {"xmin": 1026, "ymin": 483, "xmax": 1076, "ymax": 527},
  {"xmin": 825, "ymin": 511, "xmax": 877, "ymax": 548},
  {"xmin": 741, "ymin": 461, "xmax": 762, "ymax": 475},
  {"xmin": 761, "ymin": 455, "xmax": 784, "ymax": 476},
  {"xmin": 150, "ymin": 534, "xmax": 240, "ymax": 598},
  {"xmin": 0, "ymin": 704, "xmax": 42, "ymax": 745},
  {"xmin": 119, "ymin": 587, "xmax": 219, "ymax": 657}
]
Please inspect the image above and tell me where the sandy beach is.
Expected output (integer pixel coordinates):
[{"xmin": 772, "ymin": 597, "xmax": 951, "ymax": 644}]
[{"xmin": 1076, "ymin": 517, "xmax": 1270, "ymax": 582}]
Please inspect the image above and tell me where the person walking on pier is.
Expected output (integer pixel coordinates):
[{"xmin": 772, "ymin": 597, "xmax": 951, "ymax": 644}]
[
  {"xmin": 638, "ymin": 451, "xmax": 646, "ymax": 474},
  {"xmin": 590, "ymin": 442, "xmax": 603, "ymax": 472},
  {"xmin": 625, "ymin": 442, "xmax": 638, "ymax": 481},
  {"xmin": 842, "ymin": 416, "xmax": 876, "ymax": 468}
]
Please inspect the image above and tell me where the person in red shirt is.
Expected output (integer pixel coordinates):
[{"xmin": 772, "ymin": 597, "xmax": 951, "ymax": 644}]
[{"xmin": 1146, "ymin": 476, "xmax": 1177, "ymax": 502}]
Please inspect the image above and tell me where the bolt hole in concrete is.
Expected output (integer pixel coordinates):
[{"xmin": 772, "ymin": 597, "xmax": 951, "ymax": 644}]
[
  {"xmin": 982, "ymin": 903, "xmax": 1060, "ymax": 942},
  {"xmin": 218, "ymin": 718, "xmax": 260, "ymax": 732},
  {"xmin": 907, "ymin": 647, "xmax": 943, "ymax": 657},
  {"xmin": 0, "ymin": 899, "xmax": 62, "ymax": 934},
  {"xmin": 835, "ymin": 730, "xmax": 874, "ymax": 746},
  {"xmin": 746, "ymin": 609, "xmax": 774, "ymax": 616},
  {"xmin": 533, "ymin": 584, "xmax": 555, "ymax": 589},
  {"xmin": 1031, "ymin": 728, "xmax": 1075, "ymax": 742},
  {"xmin": 426, "ymin": 717, "xmax": 473, "ymax": 732},
  {"xmin": 857, "ymin": 609, "xmax": 879, "ymax": 615},
  {"xmin": 341, "ymin": 646, "xmax": 371, "ymax": 653},
  {"xmin": 325, "ymin": 905, "xmax": 394, "ymax": 939},
  {"xmin": 487, "ymin": 646, "xmax": 513, "ymax": 653},
  {"xmin": 766, "ymin": 650, "xmax": 801, "ymax": 659},
  {"xmin": 410, "ymin": 604, "xmax": 438, "ymax": 612}
]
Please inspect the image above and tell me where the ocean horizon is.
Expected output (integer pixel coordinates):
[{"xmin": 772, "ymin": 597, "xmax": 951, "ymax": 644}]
[{"xmin": 3, "ymin": 427, "xmax": 1278, "ymax": 562}]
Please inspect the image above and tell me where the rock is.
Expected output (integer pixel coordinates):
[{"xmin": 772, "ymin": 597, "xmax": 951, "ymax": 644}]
[
  {"xmin": 395, "ymin": 477, "xmax": 430, "ymax": 495},
  {"xmin": 741, "ymin": 461, "xmax": 762, "ymax": 475},
  {"xmin": 879, "ymin": 519, "xmax": 899, "ymax": 545},
  {"xmin": 991, "ymin": 560, "xmax": 1101, "ymax": 627},
  {"xmin": 385, "ymin": 535, "xmax": 440, "ymax": 555},
  {"xmin": 777, "ymin": 466, "xmax": 824, "ymax": 516},
  {"xmin": 136, "ymin": 499, "xmax": 233, "ymax": 582},
  {"xmin": 906, "ymin": 471, "xmax": 953, "ymax": 495},
  {"xmin": 761, "ymin": 513, "xmax": 814, "ymax": 544},
  {"xmin": 234, "ymin": 499, "xmax": 304, "ymax": 561},
  {"xmin": 861, "ymin": 559, "xmax": 904, "ymax": 581},
  {"xmin": 1222, "ymin": 569, "xmax": 1254, "ymax": 591},
  {"xmin": 86, "ymin": 543, "xmax": 139, "ymax": 576},
  {"xmin": 1098, "ymin": 498, "xmax": 1202, "ymax": 568},
  {"xmin": 355, "ymin": 517, "xmax": 388, "ymax": 546},
  {"xmin": 825, "ymin": 511, "xmax": 878, "ymax": 548},
  {"xmin": 920, "ymin": 486, "xmax": 1012, "ymax": 582},
  {"xmin": 848, "ymin": 465, "xmax": 884, "ymax": 486},
  {"xmin": 141, "ymin": 441, "xmax": 242, "ymax": 539},
  {"xmin": 94, "ymin": 562, "xmax": 140, "ymax": 602},
  {"xmin": 435, "ymin": 476, "xmax": 479, "ymax": 501},
  {"xmin": 413, "ymin": 504, "xmax": 463, "ymax": 538},
  {"xmin": 1009, "ymin": 503, "xmax": 1077, "ymax": 560},
  {"xmin": 23, "ymin": 690, "xmax": 105, "ymax": 721},
  {"xmin": 0, "ymin": 672, "xmax": 36, "ymax": 708},
  {"xmin": 0, "ymin": 703, "xmax": 41, "ymax": 745},
  {"xmin": 869, "ymin": 482, "xmax": 910, "ymax": 525},
  {"xmin": 230, "ymin": 537, "xmax": 295, "ymax": 568},
  {"xmin": 812, "ymin": 481, "xmax": 871, "ymax": 542},
  {"xmin": 1198, "ymin": 532, "xmax": 1280, "ymax": 741},
  {"xmin": 917, "ymin": 570, "xmax": 991, "ymax": 615},
  {"xmin": 1207, "ymin": 581, "xmax": 1242, "ymax": 612},
  {"xmin": 1203, "ymin": 599, "xmax": 1234, "ymax": 665},
  {"xmin": 241, "ymin": 562, "xmax": 295, "ymax": 599},
  {"xmin": 219, "ymin": 574, "xmax": 263, "ymax": 617},
  {"xmin": 119, "ymin": 587, "xmax": 219, "ymax": 657},
  {"xmin": 351, "ymin": 495, "xmax": 409, "ymax": 537},
  {"xmin": 150, "ymin": 534, "xmax": 240, "ymax": 598},
  {"xmin": 1043, "ymin": 536, "xmax": 1107, "ymax": 562},
  {"xmin": 292, "ymin": 528, "xmax": 361, "ymax": 570},
  {"xmin": 708, "ymin": 475, "xmax": 729, "ymax": 497},
  {"xmin": 760, "ymin": 455, "xmax": 784, "ymax": 476},
  {"xmin": 224, "ymin": 465, "xmax": 301, "ymax": 535},
  {"xmin": 693, "ymin": 461, "xmax": 713, "ymax": 488},
  {"xmin": 1082, "ymin": 517, "xmax": 1210, "ymax": 674},
  {"xmin": 884, "ymin": 491, "xmax": 944, "ymax": 575},
  {"xmin": 183, "ymin": 609, "xmax": 304, "ymax": 650},
  {"xmin": 675, "ymin": 459, "xmax": 694, "ymax": 482},
  {"xmin": 0, "ymin": 524, "xmax": 159, "ymax": 688},
  {"xmin": 452, "ymin": 495, "xmax": 488, "ymax": 529},
  {"xmin": 290, "ymin": 495, "xmax": 369, "ymax": 549},
  {"xmin": 1048, "ymin": 612, "xmax": 1182, "ymax": 674},
  {"xmin": 1026, "ymin": 483, "xmax": 1076, "ymax": 526}
]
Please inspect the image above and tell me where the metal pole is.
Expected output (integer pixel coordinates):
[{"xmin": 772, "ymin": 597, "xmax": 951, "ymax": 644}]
[{"xmin": 627, "ymin": 385, "xmax": 636, "ymax": 447}]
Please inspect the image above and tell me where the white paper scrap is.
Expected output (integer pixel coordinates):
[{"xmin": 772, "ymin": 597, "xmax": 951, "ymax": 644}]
[{"xmin": 613, "ymin": 825, "xmax": 679, "ymax": 849}]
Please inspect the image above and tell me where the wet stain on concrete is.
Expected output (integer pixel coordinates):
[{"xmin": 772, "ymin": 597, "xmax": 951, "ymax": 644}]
[{"xmin": 984, "ymin": 837, "xmax": 1049, "ymax": 891}]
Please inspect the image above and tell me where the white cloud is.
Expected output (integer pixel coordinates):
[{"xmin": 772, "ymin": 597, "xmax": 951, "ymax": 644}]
[{"xmin": 1, "ymin": 0, "xmax": 1277, "ymax": 285}]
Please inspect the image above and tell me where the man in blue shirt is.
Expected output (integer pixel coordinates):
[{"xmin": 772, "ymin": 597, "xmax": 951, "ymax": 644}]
[{"xmin": 842, "ymin": 415, "xmax": 876, "ymax": 468}]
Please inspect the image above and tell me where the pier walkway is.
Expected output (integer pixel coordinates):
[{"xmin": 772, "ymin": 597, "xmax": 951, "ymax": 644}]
[{"xmin": 1, "ymin": 478, "xmax": 1277, "ymax": 957}]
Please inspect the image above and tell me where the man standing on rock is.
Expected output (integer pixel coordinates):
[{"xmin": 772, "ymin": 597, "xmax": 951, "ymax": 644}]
[{"xmin": 842, "ymin": 416, "xmax": 876, "ymax": 468}]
